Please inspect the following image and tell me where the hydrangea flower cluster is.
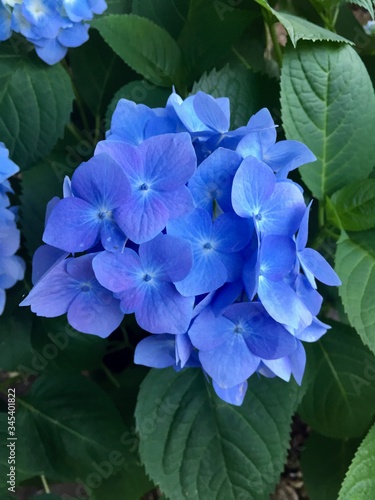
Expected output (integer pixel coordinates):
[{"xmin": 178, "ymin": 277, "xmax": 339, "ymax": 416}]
[
  {"xmin": 0, "ymin": 143, "xmax": 25, "ymax": 314},
  {"xmin": 0, "ymin": 0, "xmax": 107, "ymax": 64},
  {"xmin": 21, "ymin": 90, "xmax": 341, "ymax": 405}
]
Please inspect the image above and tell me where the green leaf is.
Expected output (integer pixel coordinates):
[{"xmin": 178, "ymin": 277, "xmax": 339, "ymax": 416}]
[
  {"xmin": 70, "ymin": 29, "xmax": 131, "ymax": 118},
  {"xmin": 281, "ymin": 42, "xmax": 375, "ymax": 199},
  {"xmin": 339, "ymin": 421, "xmax": 375, "ymax": 498},
  {"xmin": 301, "ymin": 432, "xmax": 360, "ymax": 500},
  {"xmin": 299, "ymin": 322, "xmax": 375, "ymax": 438},
  {"xmin": 30, "ymin": 496, "xmax": 65, "ymax": 500},
  {"xmin": 92, "ymin": 14, "xmax": 184, "ymax": 87},
  {"xmin": 346, "ymin": 0, "xmax": 374, "ymax": 19},
  {"xmin": 132, "ymin": 0, "xmax": 189, "ymax": 39},
  {"xmin": 0, "ymin": 49, "xmax": 73, "ymax": 170},
  {"xmin": 104, "ymin": 0, "xmax": 132, "ymax": 15},
  {"xmin": 336, "ymin": 230, "xmax": 375, "ymax": 354},
  {"xmin": 135, "ymin": 367, "xmax": 302, "ymax": 499},
  {"xmin": 0, "ymin": 311, "xmax": 34, "ymax": 372},
  {"xmin": 178, "ymin": 3, "xmax": 254, "ymax": 83},
  {"xmin": 15, "ymin": 373, "xmax": 146, "ymax": 492},
  {"xmin": 254, "ymin": 0, "xmax": 352, "ymax": 45},
  {"xmin": 192, "ymin": 65, "xmax": 263, "ymax": 130},
  {"xmin": 329, "ymin": 179, "xmax": 375, "ymax": 231},
  {"xmin": 105, "ymin": 80, "xmax": 170, "ymax": 129}
]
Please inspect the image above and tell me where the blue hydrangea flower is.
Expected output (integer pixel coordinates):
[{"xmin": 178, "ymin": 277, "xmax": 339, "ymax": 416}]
[
  {"xmin": 232, "ymin": 156, "xmax": 306, "ymax": 237},
  {"xmin": 43, "ymin": 153, "xmax": 130, "ymax": 253},
  {"xmin": 96, "ymin": 133, "xmax": 196, "ymax": 244},
  {"xmin": 167, "ymin": 208, "xmax": 251, "ymax": 296},
  {"xmin": 189, "ymin": 303, "xmax": 297, "ymax": 389},
  {"xmin": 4, "ymin": 0, "xmax": 107, "ymax": 64},
  {"xmin": 20, "ymin": 253, "xmax": 123, "ymax": 336},
  {"xmin": 92, "ymin": 234, "xmax": 194, "ymax": 334}
]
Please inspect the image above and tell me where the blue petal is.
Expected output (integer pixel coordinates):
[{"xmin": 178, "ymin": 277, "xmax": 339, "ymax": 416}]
[
  {"xmin": 43, "ymin": 198, "xmax": 100, "ymax": 253},
  {"xmin": 296, "ymin": 201, "xmax": 313, "ymax": 252},
  {"xmin": 295, "ymin": 274, "xmax": 322, "ymax": 316},
  {"xmin": 231, "ymin": 157, "xmax": 275, "ymax": 219},
  {"xmin": 259, "ymin": 235, "xmax": 296, "ymax": 281},
  {"xmin": 199, "ymin": 335, "xmax": 259, "ymax": 388},
  {"xmin": 212, "ymin": 380, "xmax": 248, "ymax": 406},
  {"xmin": 223, "ymin": 302, "xmax": 297, "ymax": 360},
  {"xmin": 100, "ymin": 220, "xmax": 127, "ymax": 253},
  {"xmin": 258, "ymin": 181, "xmax": 306, "ymax": 236},
  {"xmin": 298, "ymin": 248, "xmax": 341, "ymax": 287},
  {"xmin": 35, "ymin": 39, "xmax": 68, "ymax": 65},
  {"xmin": 188, "ymin": 307, "xmax": 233, "ymax": 350},
  {"xmin": 262, "ymin": 358, "xmax": 291, "ymax": 382},
  {"xmin": 107, "ymin": 99, "xmax": 154, "ymax": 145},
  {"xmin": 20, "ymin": 260, "xmax": 78, "ymax": 317},
  {"xmin": 213, "ymin": 213, "xmax": 252, "ymax": 252},
  {"xmin": 93, "ymin": 249, "xmax": 142, "ymax": 293},
  {"xmin": 58, "ymin": 23, "xmax": 89, "ymax": 48},
  {"xmin": 264, "ymin": 140, "xmax": 316, "ymax": 178},
  {"xmin": 137, "ymin": 281, "xmax": 194, "ymax": 334},
  {"xmin": 134, "ymin": 335, "xmax": 176, "ymax": 368},
  {"xmin": 188, "ymin": 147, "xmax": 241, "ymax": 215},
  {"xmin": 139, "ymin": 233, "xmax": 192, "ymax": 282},
  {"xmin": 236, "ymin": 132, "xmax": 263, "ymax": 159},
  {"xmin": 31, "ymin": 244, "xmax": 69, "ymax": 285},
  {"xmin": 72, "ymin": 153, "xmax": 130, "ymax": 209},
  {"xmin": 289, "ymin": 340, "xmax": 306, "ymax": 385},
  {"xmin": 193, "ymin": 92, "xmax": 229, "ymax": 133},
  {"xmin": 246, "ymin": 108, "xmax": 276, "ymax": 150},
  {"xmin": 176, "ymin": 333, "xmax": 193, "ymax": 367},
  {"xmin": 257, "ymin": 276, "xmax": 312, "ymax": 333},
  {"xmin": 296, "ymin": 317, "xmax": 330, "ymax": 342}
]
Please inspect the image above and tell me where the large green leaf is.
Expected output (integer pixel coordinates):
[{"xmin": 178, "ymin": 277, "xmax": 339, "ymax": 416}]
[
  {"xmin": 14, "ymin": 374, "xmax": 147, "ymax": 496},
  {"xmin": 104, "ymin": 0, "xmax": 132, "ymax": 14},
  {"xmin": 328, "ymin": 179, "xmax": 375, "ymax": 231},
  {"xmin": 299, "ymin": 322, "xmax": 375, "ymax": 438},
  {"xmin": 132, "ymin": 0, "xmax": 189, "ymax": 39},
  {"xmin": 281, "ymin": 42, "xmax": 375, "ymax": 199},
  {"xmin": 346, "ymin": 0, "xmax": 374, "ymax": 18},
  {"xmin": 192, "ymin": 65, "xmax": 263, "ymax": 130},
  {"xmin": 0, "ymin": 47, "xmax": 73, "ymax": 170},
  {"xmin": 70, "ymin": 29, "xmax": 131, "ymax": 118},
  {"xmin": 135, "ymin": 367, "xmax": 302, "ymax": 500},
  {"xmin": 339, "ymin": 422, "xmax": 375, "ymax": 498},
  {"xmin": 255, "ymin": 0, "xmax": 352, "ymax": 45},
  {"xmin": 92, "ymin": 14, "xmax": 184, "ymax": 87},
  {"xmin": 301, "ymin": 432, "xmax": 360, "ymax": 500},
  {"xmin": 336, "ymin": 230, "xmax": 375, "ymax": 354}
]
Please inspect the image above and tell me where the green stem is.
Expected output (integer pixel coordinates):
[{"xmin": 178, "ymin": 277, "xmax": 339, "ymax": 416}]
[
  {"xmin": 318, "ymin": 203, "xmax": 325, "ymax": 228},
  {"xmin": 101, "ymin": 362, "xmax": 120, "ymax": 389},
  {"xmin": 41, "ymin": 474, "xmax": 51, "ymax": 494}
]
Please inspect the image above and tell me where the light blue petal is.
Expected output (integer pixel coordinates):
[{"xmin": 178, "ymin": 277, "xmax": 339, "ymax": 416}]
[{"xmin": 213, "ymin": 380, "xmax": 248, "ymax": 406}]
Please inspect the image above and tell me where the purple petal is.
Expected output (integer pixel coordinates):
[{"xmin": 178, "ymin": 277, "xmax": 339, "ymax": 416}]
[
  {"xmin": 67, "ymin": 286, "xmax": 124, "ymax": 337},
  {"xmin": 134, "ymin": 335, "xmax": 176, "ymax": 368},
  {"xmin": 257, "ymin": 277, "xmax": 312, "ymax": 333},
  {"xmin": 213, "ymin": 380, "xmax": 248, "ymax": 406},
  {"xmin": 100, "ymin": 220, "xmax": 127, "ymax": 253},
  {"xmin": 93, "ymin": 249, "xmax": 142, "ymax": 293},
  {"xmin": 71, "ymin": 153, "xmax": 130, "ymax": 208},
  {"xmin": 231, "ymin": 157, "xmax": 275, "ymax": 219},
  {"xmin": 95, "ymin": 140, "xmax": 142, "ymax": 180},
  {"xmin": 136, "ymin": 281, "xmax": 194, "ymax": 334},
  {"xmin": 298, "ymin": 248, "xmax": 341, "ymax": 287},
  {"xmin": 188, "ymin": 307, "xmax": 233, "ymax": 350},
  {"xmin": 139, "ymin": 234, "xmax": 193, "ymax": 282},
  {"xmin": 20, "ymin": 260, "xmax": 78, "ymax": 317},
  {"xmin": 31, "ymin": 245, "xmax": 69, "ymax": 285},
  {"xmin": 160, "ymin": 186, "xmax": 195, "ymax": 220},
  {"xmin": 138, "ymin": 133, "xmax": 196, "ymax": 190},
  {"xmin": 43, "ymin": 197, "xmax": 100, "ymax": 253},
  {"xmin": 115, "ymin": 190, "xmax": 169, "ymax": 244},
  {"xmin": 199, "ymin": 335, "xmax": 259, "ymax": 388}
]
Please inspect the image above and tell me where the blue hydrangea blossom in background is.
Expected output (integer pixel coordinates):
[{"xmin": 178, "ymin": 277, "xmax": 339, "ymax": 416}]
[
  {"xmin": 0, "ymin": 143, "xmax": 25, "ymax": 314},
  {"xmin": 21, "ymin": 90, "xmax": 342, "ymax": 405},
  {"xmin": 0, "ymin": 0, "xmax": 107, "ymax": 64}
]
